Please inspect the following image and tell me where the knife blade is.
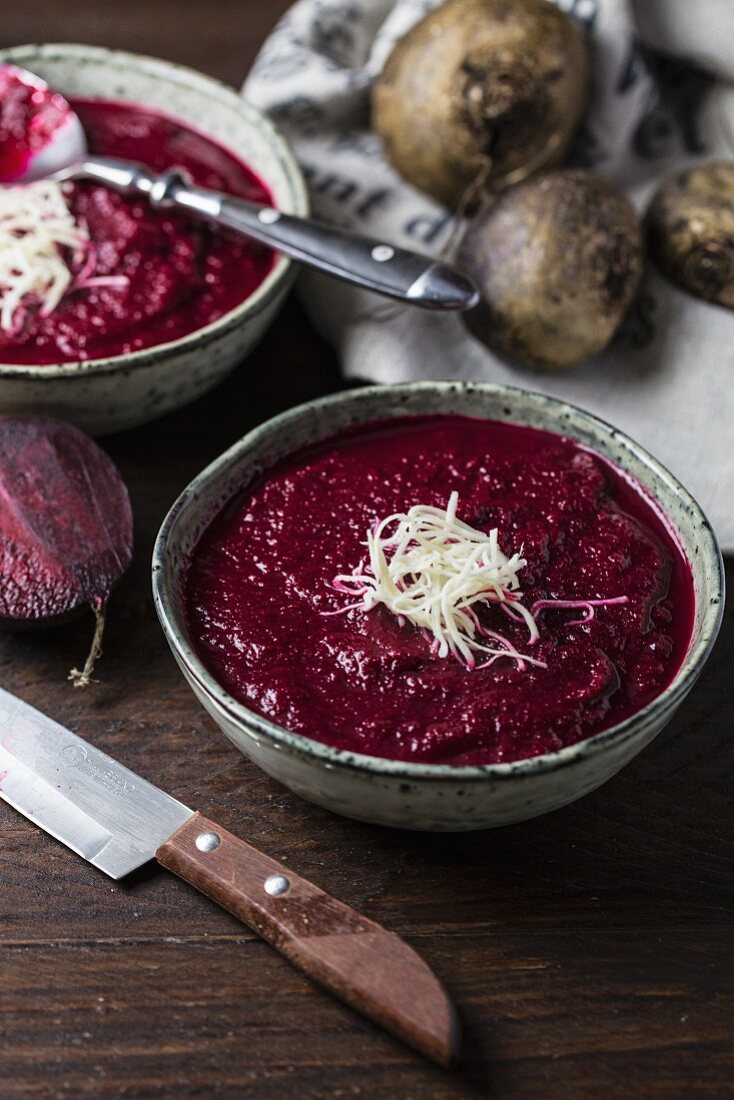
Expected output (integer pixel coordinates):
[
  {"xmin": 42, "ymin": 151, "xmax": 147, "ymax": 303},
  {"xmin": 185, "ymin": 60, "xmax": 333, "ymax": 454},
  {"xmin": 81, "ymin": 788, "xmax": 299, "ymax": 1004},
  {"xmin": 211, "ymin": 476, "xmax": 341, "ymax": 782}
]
[{"xmin": 0, "ymin": 687, "xmax": 459, "ymax": 1066}]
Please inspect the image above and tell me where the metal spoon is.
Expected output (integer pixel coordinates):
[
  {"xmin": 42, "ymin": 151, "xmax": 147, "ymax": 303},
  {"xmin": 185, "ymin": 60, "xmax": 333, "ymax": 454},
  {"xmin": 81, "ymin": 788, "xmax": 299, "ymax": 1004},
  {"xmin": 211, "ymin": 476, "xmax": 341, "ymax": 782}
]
[{"xmin": 0, "ymin": 65, "xmax": 478, "ymax": 311}]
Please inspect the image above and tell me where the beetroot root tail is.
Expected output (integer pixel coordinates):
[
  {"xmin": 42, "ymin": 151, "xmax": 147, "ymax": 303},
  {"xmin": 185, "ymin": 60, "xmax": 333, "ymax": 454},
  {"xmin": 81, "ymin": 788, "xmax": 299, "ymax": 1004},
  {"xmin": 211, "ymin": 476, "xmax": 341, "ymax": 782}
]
[{"xmin": 68, "ymin": 598, "xmax": 106, "ymax": 689}]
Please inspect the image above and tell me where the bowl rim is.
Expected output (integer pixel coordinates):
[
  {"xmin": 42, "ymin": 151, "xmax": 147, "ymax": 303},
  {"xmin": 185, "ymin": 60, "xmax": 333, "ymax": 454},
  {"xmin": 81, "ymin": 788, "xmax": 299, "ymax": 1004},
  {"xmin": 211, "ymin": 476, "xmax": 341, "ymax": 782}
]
[
  {"xmin": 153, "ymin": 381, "xmax": 725, "ymax": 782},
  {"xmin": 0, "ymin": 42, "xmax": 309, "ymax": 378}
]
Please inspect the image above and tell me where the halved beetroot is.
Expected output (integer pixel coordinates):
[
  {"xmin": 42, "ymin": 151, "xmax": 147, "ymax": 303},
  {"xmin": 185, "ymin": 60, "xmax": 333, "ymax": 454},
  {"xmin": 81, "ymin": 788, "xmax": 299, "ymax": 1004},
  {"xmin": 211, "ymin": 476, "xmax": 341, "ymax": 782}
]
[{"xmin": 0, "ymin": 416, "xmax": 133, "ymax": 686}]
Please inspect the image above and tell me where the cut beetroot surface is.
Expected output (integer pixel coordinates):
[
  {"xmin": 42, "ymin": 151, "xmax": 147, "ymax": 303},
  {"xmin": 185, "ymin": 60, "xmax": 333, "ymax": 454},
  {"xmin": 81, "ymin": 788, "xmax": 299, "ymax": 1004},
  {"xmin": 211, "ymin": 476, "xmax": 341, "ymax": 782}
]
[{"xmin": 0, "ymin": 416, "xmax": 132, "ymax": 623}]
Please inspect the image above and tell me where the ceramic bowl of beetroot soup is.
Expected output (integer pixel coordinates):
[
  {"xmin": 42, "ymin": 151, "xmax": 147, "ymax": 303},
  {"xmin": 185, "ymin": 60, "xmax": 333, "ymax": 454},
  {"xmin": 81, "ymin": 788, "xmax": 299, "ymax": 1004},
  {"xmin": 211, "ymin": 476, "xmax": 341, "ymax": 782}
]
[
  {"xmin": 0, "ymin": 43, "xmax": 307, "ymax": 435},
  {"xmin": 153, "ymin": 382, "xmax": 724, "ymax": 831}
]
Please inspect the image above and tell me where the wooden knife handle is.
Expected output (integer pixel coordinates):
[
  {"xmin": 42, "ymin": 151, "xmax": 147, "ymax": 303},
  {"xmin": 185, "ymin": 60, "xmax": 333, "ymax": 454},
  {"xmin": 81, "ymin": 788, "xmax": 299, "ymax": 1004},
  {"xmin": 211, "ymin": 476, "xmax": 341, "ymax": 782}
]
[{"xmin": 156, "ymin": 812, "xmax": 459, "ymax": 1066}]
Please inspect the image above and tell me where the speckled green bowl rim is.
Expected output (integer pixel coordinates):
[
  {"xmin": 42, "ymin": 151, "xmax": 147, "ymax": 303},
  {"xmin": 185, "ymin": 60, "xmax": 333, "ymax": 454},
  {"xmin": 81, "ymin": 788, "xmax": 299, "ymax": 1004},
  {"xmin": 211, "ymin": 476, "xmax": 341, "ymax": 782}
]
[
  {"xmin": 153, "ymin": 382, "xmax": 725, "ymax": 783},
  {"xmin": 0, "ymin": 43, "xmax": 308, "ymax": 378}
]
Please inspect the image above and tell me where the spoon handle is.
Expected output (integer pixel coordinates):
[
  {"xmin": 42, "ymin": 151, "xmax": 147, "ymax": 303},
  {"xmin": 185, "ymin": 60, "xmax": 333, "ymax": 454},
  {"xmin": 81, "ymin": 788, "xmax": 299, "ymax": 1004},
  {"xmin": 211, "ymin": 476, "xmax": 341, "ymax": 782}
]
[
  {"xmin": 68, "ymin": 157, "xmax": 478, "ymax": 311},
  {"xmin": 214, "ymin": 197, "xmax": 476, "ymax": 310}
]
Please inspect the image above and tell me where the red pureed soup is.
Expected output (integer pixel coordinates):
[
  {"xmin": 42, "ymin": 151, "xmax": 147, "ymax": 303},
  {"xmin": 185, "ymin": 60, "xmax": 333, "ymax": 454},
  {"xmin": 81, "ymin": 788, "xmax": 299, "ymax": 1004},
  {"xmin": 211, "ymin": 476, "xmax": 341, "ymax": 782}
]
[
  {"xmin": 0, "ymin": 64, "xmax": 72, "ymax": 181},
  {"xmin": 184, "ymin": 415, "xmax": 695, "ymax": 766},
  {"xmin": 0, "ymin": 98, "xmax": 274, "ymax": 364}
]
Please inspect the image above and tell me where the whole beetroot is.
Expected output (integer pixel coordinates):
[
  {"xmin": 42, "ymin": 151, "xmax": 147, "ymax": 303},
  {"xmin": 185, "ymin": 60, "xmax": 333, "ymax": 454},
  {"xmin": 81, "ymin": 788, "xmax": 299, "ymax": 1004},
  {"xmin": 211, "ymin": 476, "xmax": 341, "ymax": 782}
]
[
  {"xmin": 0, "ymin": 416, "xmax": 133, "ymax": 685},
  {"xmin": 647, "ymin": 162, "xmax": 734, "ymax": 309},
  {"xmin": 459, "ymin": 170, "xmax": 644, "ymax": 370},
  {"xmin": 372, "ymin": 0, "xmax": 588, "ymax": 208}
]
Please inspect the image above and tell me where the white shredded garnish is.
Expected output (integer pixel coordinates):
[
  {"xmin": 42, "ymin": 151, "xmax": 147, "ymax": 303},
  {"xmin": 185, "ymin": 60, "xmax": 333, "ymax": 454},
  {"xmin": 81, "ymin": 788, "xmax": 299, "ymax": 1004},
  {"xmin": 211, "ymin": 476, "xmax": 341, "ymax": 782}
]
[
  {"xmin": 329, "ymin": 492, "xmax": 630, "ymax": 672},
  {"xmin": 0, "ymin": 181, "xmax": 128, "ymax": 333},
  {"xmin": 330, "ymin": 491, "xmax": 544, "ymax": 671}
]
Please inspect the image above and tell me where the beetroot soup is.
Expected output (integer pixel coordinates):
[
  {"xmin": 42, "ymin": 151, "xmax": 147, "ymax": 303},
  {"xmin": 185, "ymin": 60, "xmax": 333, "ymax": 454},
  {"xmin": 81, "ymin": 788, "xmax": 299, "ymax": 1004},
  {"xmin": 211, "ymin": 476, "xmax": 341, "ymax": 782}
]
[
  {"xmin": 0, "ymin": 65, "xmax": 73, "ymax": 181},
  {"xmin": 184, "ymin": 416, "xmax": 694, "ymax": 766},
  {"xmin": 0, "ymin": 98, "xmax": 274, "ymax": 364}
]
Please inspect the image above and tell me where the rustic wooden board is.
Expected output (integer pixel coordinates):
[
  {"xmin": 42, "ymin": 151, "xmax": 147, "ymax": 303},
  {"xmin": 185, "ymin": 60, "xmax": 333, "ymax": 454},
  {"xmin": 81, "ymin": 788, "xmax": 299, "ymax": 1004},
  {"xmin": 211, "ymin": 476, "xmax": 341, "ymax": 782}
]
[{"xmin": 1, "ymin": 4, "xmax": 733, "ymax": 1096}]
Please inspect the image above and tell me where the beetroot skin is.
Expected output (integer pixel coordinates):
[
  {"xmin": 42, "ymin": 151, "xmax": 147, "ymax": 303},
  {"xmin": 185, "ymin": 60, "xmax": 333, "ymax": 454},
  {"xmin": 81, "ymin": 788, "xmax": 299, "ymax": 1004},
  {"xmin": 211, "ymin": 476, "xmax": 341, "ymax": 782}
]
[{"xmin": 0, "ymin": 417, "xmax": 132, "ymax": 682}]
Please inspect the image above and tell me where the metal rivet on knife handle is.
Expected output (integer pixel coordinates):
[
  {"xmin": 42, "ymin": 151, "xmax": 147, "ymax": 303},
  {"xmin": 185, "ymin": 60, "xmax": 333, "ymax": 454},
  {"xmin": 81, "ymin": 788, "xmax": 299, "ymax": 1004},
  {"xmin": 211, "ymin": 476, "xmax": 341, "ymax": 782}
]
[
  {"xmin": 195, "ymin": 831, "xmax": 221, "ymax": 852},
  {"xmin": 264, "ymin": 874, "xmax": 291, "ymax": 897}
]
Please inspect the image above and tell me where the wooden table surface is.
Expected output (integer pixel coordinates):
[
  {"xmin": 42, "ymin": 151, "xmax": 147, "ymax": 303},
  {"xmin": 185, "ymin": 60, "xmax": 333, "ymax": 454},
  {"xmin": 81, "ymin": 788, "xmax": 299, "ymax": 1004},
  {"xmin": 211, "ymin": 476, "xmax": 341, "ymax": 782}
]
[{"xmin": 2, "ymin": 4, "xmax": 733, "ymax": 1097}]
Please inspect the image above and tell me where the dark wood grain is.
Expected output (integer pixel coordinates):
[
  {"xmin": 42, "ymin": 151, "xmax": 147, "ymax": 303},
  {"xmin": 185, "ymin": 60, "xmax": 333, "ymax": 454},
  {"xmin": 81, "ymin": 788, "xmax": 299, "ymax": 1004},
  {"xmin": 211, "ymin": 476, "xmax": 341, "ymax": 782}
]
[
  {"xmin": 157, "ymin": 812, "xmax": 460, "ymax": 1067},
  {"xmin": 1, "ymin": 4, "xmax": 733, "ymax": 1098},
  {"xmin": 3, "ymin": 0, "xmax": 289, "ymax": 88}
]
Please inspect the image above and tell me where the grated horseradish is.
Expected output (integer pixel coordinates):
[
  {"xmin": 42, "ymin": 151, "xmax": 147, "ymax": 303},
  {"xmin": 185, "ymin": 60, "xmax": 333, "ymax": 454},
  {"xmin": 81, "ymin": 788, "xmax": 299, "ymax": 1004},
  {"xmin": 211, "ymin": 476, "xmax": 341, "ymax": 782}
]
[
  {"xmin": 0, "ymin": 181, "xmax": 127, "ymax": 334},
  {"xmin": 330, "ymin": 492, "xmax": 628, "ymax": 671}
]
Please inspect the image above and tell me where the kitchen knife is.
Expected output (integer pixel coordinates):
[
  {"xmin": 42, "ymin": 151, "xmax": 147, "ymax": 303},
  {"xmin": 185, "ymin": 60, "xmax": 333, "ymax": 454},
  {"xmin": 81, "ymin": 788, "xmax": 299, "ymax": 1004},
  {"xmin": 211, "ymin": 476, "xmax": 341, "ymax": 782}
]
[{"xmin": 0, "ymin": 686, "xmax": 459, "ymax": 1065}]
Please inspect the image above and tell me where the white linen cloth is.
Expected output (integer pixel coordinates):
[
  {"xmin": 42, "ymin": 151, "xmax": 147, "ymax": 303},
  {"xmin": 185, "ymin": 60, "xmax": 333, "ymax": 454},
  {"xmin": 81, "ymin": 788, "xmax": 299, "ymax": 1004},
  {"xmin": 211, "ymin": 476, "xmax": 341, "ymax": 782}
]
[
  {"xmin": 245, "ymin": 0, "xmax": 734, "ymax": 549},
  {"xmin": 632, "ymin": 0, "xmax": 734, "ymax": 82}
]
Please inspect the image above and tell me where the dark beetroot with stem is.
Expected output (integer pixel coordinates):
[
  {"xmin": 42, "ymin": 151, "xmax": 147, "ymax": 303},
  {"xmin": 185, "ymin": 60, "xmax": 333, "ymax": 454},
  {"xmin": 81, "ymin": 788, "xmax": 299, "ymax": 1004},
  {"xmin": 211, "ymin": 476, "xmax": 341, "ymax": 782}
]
[{"xmin": 0, "ymin": 416, "xmax": 133, "ymax": 686}]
